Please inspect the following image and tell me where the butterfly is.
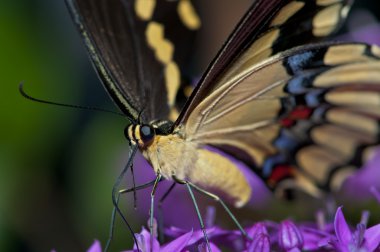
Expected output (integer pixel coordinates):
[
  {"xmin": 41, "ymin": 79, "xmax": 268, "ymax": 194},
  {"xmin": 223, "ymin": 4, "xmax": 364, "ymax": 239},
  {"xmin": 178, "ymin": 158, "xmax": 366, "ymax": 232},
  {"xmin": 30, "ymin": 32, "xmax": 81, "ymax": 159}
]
[{"xmin": 65, "ymin": 0, "xmax": 380, "ymax": 250}]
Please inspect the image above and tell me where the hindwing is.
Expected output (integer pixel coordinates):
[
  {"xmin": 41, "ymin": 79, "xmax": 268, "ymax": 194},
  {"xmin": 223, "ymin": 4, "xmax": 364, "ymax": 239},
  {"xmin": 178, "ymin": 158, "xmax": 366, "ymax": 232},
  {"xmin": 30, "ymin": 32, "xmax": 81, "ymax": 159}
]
[{"xmin": 182, "ymin": 42, "xmax": 380, "ymax": 195}]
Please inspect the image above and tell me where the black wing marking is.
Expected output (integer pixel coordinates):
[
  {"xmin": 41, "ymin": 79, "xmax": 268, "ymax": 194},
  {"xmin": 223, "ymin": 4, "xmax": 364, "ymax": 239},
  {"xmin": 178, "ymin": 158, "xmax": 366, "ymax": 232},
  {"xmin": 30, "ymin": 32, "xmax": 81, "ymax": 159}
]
[{"xmin": 66, "ymin": 0, "xmax": 200, "ymax": 122}]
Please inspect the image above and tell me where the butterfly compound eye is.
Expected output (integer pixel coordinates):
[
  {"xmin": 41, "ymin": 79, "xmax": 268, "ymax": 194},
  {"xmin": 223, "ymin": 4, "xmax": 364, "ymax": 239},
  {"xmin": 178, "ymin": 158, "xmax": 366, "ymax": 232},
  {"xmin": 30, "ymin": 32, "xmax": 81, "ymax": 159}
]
[{"xmin": 140, "ymin": 124, "xmax": 155, "ymax": 146}]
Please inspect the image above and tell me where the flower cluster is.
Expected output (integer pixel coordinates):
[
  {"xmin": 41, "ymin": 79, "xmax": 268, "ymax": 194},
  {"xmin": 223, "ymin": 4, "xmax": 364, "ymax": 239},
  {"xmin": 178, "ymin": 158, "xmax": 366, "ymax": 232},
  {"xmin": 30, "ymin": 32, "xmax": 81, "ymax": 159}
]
[{"xmin": 84, "ymin": 195, "xmax": 380, "ymax": 252}]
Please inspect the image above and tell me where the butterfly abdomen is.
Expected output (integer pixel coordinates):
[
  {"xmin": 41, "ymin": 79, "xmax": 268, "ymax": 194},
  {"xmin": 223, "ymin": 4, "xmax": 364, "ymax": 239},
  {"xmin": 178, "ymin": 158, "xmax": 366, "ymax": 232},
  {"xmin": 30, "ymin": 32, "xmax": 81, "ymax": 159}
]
[{"xmin": 187, "ymin": 148, "xmax": 252, "ymax": 208}]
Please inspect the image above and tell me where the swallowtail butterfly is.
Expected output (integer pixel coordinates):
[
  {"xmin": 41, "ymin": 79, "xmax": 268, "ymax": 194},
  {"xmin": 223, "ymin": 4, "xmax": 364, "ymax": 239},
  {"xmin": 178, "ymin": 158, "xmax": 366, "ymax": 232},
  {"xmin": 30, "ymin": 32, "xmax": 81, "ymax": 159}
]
[{"xmin": 65, "ymin": 0, "xmax": 380, "ymax": 249}]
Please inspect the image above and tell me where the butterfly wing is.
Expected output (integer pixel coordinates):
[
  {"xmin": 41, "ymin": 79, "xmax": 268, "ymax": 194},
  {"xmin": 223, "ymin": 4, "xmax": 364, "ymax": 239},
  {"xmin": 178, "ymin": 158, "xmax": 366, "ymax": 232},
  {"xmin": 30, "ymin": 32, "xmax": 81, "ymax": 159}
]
[
  {"xmin": 183, "ymin": 42, "xmax": 380, "ymax": 196},
  {"xmin": 177, "ymin": 0, "xmax": 353, "ymax": 124},
  {"xmin": 175, "ymin": 0, "xmax": 380, "ymax": 196},
  {"xmin": 66, "ymin": 0, "xmax": 200, "ymax": 122}
]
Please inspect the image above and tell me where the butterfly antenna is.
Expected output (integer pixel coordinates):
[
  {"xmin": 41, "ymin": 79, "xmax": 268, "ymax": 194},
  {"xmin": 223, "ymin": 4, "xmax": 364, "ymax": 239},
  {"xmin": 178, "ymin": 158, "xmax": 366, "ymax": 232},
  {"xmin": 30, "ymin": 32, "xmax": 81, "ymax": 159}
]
[{"xmin": 19, "ymin": 82, "xmax": 125, "ymax": 117}]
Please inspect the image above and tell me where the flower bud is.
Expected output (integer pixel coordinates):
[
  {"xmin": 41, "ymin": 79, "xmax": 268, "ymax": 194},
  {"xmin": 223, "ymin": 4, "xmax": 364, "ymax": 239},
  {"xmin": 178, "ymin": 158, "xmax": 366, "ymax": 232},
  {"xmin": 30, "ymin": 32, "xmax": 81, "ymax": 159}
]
[{"xmin": 278, "ymin": 220, "xmax": 304, "ymax": 250}]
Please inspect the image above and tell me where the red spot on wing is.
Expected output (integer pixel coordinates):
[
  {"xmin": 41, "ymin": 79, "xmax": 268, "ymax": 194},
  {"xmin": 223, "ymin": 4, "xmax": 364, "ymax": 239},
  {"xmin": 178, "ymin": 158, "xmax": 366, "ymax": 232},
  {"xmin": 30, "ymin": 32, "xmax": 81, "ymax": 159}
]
[
  {"xmin": 281, "ymin": 118, "xmax": 294, "ymax": 127},
  {"xmin": 280, "ymin": 106, "xmax": 313, "ymax": 127},
  {"xmin": 267, "ymin": 165, "xmax": 295, "ymax": 186}
]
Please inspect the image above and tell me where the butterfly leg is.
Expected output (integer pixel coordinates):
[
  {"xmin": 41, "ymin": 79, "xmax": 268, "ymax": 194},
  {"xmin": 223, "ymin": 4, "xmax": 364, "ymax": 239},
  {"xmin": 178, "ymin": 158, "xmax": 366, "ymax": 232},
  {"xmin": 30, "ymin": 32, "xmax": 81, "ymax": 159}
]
[
  {"xmin": 173, "ymin": 176, "xmax": 212, "ymax": 252},
  {"xmin": 130, "ymin": 162, "xmax": 138, "ymax": 209},
  {"xmin": 149, "ymin": 173, "xmax": 162, "ymax": 252},
  {"xmin": 157, "ymin": 182, "xmax": 177, "ymax": 243},
  {"xmin": 186, "ymin": 181, "xmax": 250, "ymax": 241},
  {"xmin": 105, "ymin": 178, "xmax": 163, "ymax": 252}
]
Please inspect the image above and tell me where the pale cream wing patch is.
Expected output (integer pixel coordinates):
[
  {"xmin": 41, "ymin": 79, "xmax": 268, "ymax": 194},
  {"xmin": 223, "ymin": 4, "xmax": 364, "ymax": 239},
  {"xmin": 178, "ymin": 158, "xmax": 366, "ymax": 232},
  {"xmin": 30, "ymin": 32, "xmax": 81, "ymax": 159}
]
[
  {"xmin": 182, "ymin": 44, "xmax": 380, "ymax": 192},
  {"xmin": 209, "ymin": 0, "xmax": 352, "ymax": 94}
]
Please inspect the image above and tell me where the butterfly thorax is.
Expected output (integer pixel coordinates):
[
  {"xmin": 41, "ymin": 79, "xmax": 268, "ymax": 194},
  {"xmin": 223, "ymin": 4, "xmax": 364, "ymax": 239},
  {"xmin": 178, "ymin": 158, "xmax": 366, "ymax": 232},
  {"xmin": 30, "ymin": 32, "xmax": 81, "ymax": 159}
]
[{"xmin": 126, "ymin": 122, "xmax": 252, "ymax": 208}]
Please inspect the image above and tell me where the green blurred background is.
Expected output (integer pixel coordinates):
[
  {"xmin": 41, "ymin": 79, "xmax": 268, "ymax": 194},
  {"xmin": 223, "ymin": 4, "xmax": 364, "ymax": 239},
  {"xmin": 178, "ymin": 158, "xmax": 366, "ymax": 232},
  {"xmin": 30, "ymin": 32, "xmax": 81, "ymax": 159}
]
[{"xmin": 1, "ymin": 1, "xmax": 380, "ymax": 251}]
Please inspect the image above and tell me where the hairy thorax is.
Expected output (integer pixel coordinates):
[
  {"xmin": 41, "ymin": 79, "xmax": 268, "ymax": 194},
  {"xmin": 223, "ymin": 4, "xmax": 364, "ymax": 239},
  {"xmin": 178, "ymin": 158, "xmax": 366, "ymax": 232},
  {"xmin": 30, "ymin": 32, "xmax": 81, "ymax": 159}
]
[
  {"xmin": 141, "ymin": 131, "xmax": 252, "ymax": 208},
  {"xmin": 141, "ymin": 133, "xmax": 199, "ymax": 180}
]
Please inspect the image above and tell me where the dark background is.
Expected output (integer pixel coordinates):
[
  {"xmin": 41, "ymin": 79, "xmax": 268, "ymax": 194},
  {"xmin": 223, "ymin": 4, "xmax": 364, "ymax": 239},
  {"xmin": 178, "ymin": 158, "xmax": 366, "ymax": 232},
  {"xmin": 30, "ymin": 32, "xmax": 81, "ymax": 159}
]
[{"xmin": 1, "ymin": 0, "xmax": 380, "ymax": 251}]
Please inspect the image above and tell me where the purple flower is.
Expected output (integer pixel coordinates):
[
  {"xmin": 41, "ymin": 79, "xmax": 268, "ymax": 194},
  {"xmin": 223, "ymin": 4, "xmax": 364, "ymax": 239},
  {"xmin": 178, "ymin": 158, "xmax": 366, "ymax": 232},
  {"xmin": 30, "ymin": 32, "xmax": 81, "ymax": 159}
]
[
  {"xmin": 247, "ymin": 233, "xmax": 270, "ymax": 252},
  {"xmin": 198, "ymin": 242, "xmax": 221, "ymax": 252},
  {"xmin": 125, "ymin": 227, "xmax": 193, "ymax": 252},
  {"xmin": 87, "ymin": 240, "xmax": 102, "ymax": 252},
  {"xmin": 299, "ymin": 226, "xmax": 333, "ymax": 251},
  {"xmin": 330, "ymin": 206, "xmax": 380, "ymax": 252},
  {"xmin": 246, "ymin": 222, "xmax": 268, "ymax": 238},
  {"xmin": 343, "ymin": 149, "xmax": 380, "ymax": 200},
  {"xmin": 160, "ymin": 205, "xmax": 380, "ymax": 252},
  {"xmin": 78, "ymin": 201, "xmax": 380, "ymax": 252},
  {"xmin": 370, "ymin": 187, "xmax": 380, "ymax": 204},
  {"xmin": 345, "ymin": 9, "xmax": 380, "ymax": 46},
  {"xmin": 245, "ymin": 222, "xmax": 269, "ymax": 251},
  {"xmin": 165, "ymin": 226, "xmax": 241, "ymax": 251},
  {"xmin": 278, "ymin": 220, "xmax": 304, "ymax": 251}
]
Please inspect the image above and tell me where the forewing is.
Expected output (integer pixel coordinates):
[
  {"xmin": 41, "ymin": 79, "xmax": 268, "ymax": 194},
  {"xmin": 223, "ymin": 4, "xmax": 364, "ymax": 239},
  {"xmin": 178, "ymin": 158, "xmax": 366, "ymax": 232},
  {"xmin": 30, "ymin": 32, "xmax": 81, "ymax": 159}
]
[
  {"xmin": 66, "ymin": 0, "xmax": 200, "ymax": 122},
  {"xmin": 177, "ymin": 0, "xmax": 353, "ymax": 125},
  {"xmin": 183, "ymin": 42, "xmax": 380, "ymax": 195}
]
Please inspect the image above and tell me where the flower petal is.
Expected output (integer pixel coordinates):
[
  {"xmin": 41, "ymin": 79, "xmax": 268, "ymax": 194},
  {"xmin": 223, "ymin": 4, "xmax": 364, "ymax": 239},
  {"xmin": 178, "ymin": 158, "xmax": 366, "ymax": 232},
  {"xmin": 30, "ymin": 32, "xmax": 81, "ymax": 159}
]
[
  {"xmin": 278, "ymin": 220, "xmax": 304, "ymax": 250},
  {"xmin": 198, "ymin": 242, "xmax": 221, "ymax": 252},
  {"xmin": 342, "ymin": 149, "xmax": 380, "ymax": 199},
  {"xmin": 246, "ymin": 223, "xmax": 269, "ymax": 249},
  {"xmin": 247, "ymin": 222, "xmax": 268, "ymax": 238},
  {"xmin": 87, "ymin": 240, "xmax": 102, "ymax": 252},
  {"xmin": 300, "ymin": 227, "xmax": 332, "ymax": 250},
  {"xmin": 364, "ymin": 223, "xmax": 380, "ymax": 251},
  {"xmin": 370, "ymin": 186, "xmax": 380, "ymax": 204},
  {"xmin": 160, "ymin": 230, "xmax": 193, "ymax": 252},
  {"xmin": 334, "ymin": 207, "xmax": 352, "ymax": 245},
  {"xmin": 352, "ymin": 223, "xmax": 366, "ymax": 248},
  {"xmin": 133, "ymin": 228, "xmax": 160, "ymax": 252},
  {"xmin": 247, "ymin": 233, "xmax": 270, "ymax": 252}
]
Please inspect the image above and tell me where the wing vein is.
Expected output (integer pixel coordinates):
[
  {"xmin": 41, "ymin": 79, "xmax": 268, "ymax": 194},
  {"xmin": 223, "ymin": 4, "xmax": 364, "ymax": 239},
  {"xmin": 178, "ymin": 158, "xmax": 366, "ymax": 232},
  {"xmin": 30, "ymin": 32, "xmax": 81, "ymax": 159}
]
[
  {"xmin": 204, "ymin": 79, "xmax": 286, "ymax": 125},
  {"xmin": 192, "ymin": 119, "xmax": 274, "ymax": 140}
]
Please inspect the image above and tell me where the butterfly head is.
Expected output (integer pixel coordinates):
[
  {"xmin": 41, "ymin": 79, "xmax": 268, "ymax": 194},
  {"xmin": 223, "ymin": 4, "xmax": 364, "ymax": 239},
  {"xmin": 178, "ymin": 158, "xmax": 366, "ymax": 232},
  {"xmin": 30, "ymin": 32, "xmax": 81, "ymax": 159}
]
[{"xmin": 125, "ymin": 124, "xmax": 156, "ymax": 149}]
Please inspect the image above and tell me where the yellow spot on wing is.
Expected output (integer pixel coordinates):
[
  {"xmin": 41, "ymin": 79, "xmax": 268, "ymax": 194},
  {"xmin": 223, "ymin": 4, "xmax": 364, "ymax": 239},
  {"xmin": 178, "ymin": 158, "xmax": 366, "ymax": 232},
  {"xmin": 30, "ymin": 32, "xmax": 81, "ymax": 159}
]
[
  {"xmin": 372, "ymin": 45, "xmax": 380, "ymax": 58},
  {"xmin": 297, "ymin": 146, "xmax": 342, "ymax": 184},
  {"xmin": 326, "ymin": 91, "xmax": 380, "ymax": 107},
  {"xmin": 330, "ymin": 166, "xmax": 355, "ymax": 191},
  {"xmin": 135, "ymin": 0, "xmax": 156, "ymax": 20},
  {"xmin": 324, "ymin": 44, "xmax": 367, "ymax": 65},
  {"xmin": 316, "ymin": 0, "xmax": 342, "ymax": 6},
  {"xmin": 178, "ymin": 0, "xmax": 201, "ymax": 30},
  {"xmin": 271, "ymin": 1, "xmax": 304, "ymax": 26},
  {"xmin": 146, "ymin": 22, "xmax": 174, "ymax": 63},
  {"xmin": 145, "ymin": 22, "xmax": 180, "ymax": 109},
  {"xmin": 184, "ymin": 85, "xmax": 193, "ymax": 98},
  {"xmin": 293, "ymin": 172, "xmax": 323, "ymax": 197},
  {"xmin": 169, "ymin": 107, "xmax": 179, "ymax": 122},
  {"xmin": 326, "ymin": 109, "xmax": 378, "ymax": 135},
  {"xmin": 314, "ymin": 62, "xmax": 380, "ymax": 87},
  {"xmin": 363, "ymin": 146, "xmax": 378, "ymax": 163},
  {"xmin": 340, "ymin": 5, "xmax": 350, "ymax": 19},
  {"xmin": 165, "ymin": 62, "xmax": 180, "ymax": 106},
  {"xmin": 312, "ymin": 4, "xmax": 342, "ymax": 36}
]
